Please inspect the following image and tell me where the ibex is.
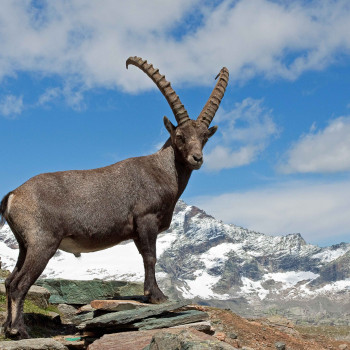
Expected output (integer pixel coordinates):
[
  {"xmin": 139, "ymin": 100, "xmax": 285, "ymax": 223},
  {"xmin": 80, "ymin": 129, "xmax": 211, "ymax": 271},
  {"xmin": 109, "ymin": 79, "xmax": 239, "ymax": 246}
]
[{"xmin": 0, "ymin": 56, "xmax": 229, "ymax": 339}]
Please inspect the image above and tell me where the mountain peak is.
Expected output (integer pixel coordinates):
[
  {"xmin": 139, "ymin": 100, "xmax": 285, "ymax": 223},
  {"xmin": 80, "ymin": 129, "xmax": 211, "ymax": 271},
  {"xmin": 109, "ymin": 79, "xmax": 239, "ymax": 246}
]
[{"xmin": 1, "ymin": 199, "xmax": 349, "ymax": 325}]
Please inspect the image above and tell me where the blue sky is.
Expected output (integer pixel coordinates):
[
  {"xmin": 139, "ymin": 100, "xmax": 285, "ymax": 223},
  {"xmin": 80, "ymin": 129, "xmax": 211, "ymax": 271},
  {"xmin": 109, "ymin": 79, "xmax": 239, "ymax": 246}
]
[{"xmin": 1, "ymin": 0, "xmax": 350, "ymax": 246}]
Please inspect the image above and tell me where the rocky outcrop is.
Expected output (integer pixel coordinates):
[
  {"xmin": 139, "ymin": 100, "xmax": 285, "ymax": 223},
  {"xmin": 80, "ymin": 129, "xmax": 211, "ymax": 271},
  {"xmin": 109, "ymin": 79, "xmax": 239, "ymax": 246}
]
[
  {"xmin": 144, "ymin": 329, "xmax": 238, "ymax": 350},
  {"xmin": 78, "ymin": 301, "xmax": 188, "ymax": 330},
  {"xmin": 1, "ymin": 291, "xmax": 350, "ymax": 349},
  {"xmin": 35, "ymin": 279, "xmax": 143, "ymax": 304},
  {"xmin": 87, "ymin": 328, "xmax": 236, "ymax": 350},
  {"xmin": 0, "ymin": 338, "xmax": 68, "ymax": 349},
  {"xmin": 90, "ymin": 299, "xmax": 145, "ymax": 311},
  {"xmin": 133, "ymin": 310, "xmax": 209, "ymax": 330}
]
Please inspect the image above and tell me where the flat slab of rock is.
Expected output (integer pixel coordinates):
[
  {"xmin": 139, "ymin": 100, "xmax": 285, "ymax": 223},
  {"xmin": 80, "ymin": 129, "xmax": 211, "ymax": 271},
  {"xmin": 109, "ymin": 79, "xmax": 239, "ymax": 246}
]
[
  {"xmin": 88, "ymin": 329, "xmax": 165, "ymax": 350},
  {"xmin": 88, "ymin": 328, "xmax": 237, "ymax": 350},
  {"xmin": 145, "ymin": 329, "xmax": 238, "ymax": 349},
  {"xmin": 35, "ymin": 279, "xmax": 143, "ymax": 304},
  {"xmin": 91, "ymin": 299, "xmax": 146, "ymax": 311},
  {"xmin": 0, "ymin": 338, "xmax": 68, "ymax": 350},
  {"xmin": 134, "ymin": 310, "xmax": 209, "ymax": 330},
  {"xmin": 0, "ymin": 283, "xmax": 50, "ymax": 309},
  {"xmin": 57, "ymin": 303, "xmax": 95, "ymax": 325},
  {"xmin": 169, "ymin": 320, "xmax": 212, "ymax": 332},
  {"xmin": 79, "ymin": 301, "xmax": 187, "ymax": 330},
  {"xmin": 77, "ymin": 304, "xmax": 96, "ymax": 313}
]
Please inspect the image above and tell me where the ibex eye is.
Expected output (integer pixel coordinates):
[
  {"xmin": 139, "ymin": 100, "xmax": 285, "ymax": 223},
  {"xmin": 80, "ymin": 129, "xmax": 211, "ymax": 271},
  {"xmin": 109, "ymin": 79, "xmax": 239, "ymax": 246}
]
[{"xmin": 177, "ymin": 135, "xmax": 185, "ymax": 142}]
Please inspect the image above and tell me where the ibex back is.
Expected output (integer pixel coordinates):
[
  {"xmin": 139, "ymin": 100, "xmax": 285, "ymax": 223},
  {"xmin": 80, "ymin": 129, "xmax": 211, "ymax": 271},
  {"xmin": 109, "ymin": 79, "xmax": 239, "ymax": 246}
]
[{"xmin": 0, "ymin": 56, "xmax": 229, "ymax": 339}]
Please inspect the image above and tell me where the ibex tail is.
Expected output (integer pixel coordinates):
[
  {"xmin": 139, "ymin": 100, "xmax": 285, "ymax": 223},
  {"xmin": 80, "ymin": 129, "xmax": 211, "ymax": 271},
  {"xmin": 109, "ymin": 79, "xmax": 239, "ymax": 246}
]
[{"xmin": 0, "ymin": 192, "xmax": 11, "ymax": 228}]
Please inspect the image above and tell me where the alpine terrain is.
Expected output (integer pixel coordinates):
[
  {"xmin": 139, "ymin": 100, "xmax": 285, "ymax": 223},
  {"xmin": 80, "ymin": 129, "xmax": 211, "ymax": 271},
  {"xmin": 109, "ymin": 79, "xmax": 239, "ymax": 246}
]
[{"xmin": 1, "ymin": 200, "xmax": 349, "ymax": 325}]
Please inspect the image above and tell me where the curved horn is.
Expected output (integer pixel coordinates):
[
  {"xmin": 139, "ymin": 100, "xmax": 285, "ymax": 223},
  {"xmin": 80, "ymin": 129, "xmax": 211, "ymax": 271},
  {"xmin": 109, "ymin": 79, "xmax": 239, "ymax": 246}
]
[
  {"xmin": 126, "ymin": 56, "xmax": 190, "ymax": 126},
  {"xmin": 197, "ymin": 67, "xmax": 229, "ymax": 128}
]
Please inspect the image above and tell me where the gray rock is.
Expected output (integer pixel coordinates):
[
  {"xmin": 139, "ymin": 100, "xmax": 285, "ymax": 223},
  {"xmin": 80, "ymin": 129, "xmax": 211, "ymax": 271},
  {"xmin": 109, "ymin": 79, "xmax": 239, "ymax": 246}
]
[
  {"xmin": 0, "ymin": 283, "xmax": 50, "ymax": 309},
  {"xmin": 144, "ymin": 329, "xmax": 238, "ymax": 349},
  {"xmin": 88, "ymin": 329, "xmax": 237, "ymax": 350},
  {"xmin": 88, "ymin": 330, "xmax": 162, "ymax": 350},
  {"xmin": 79, "ymin": 301, "xmax": 187, "ymax": 330},
  {"xmin": 134, "ymin": 310, "xmax": 209, "ymax": 330},
  {"xmin": 170, "ymin": 321, "xmax": 212, "ymax": 333},
  {"xmin": 57, "ymin": 304, "xmax": 77, "ymax": 324},
  {"xmin": 0, "ymin": 338, "xmax": 68, "ymax": 349},
  {"xmin": 57, "ymin": 303, "xmax": 95, "ymax": 325},
  {"xmin": 275, "ymin": 341, "xmax": 286, "ymax": 350},
  {"xmin": 77, "ymin": 304, "xmax": 96, "ymax": 313},
  {"xmin": 72, "ymin": 311, "xmax": 95, "ymax": 325},
  {"xmin": 35, "ymin": 279, "xmax": 143, "ymax": 304},
  {"xmin": 227, "ymin": 331, "xmax": 238, "ymax": 339}
]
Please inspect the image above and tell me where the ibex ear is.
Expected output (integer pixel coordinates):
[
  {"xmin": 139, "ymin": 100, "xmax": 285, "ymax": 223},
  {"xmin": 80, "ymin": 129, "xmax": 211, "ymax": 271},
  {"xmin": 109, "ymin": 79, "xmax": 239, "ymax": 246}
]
[
  {"xmin": 163, "ymin": 116, "xmax": 176, "ymax": 135},
  {"xmin": 208, "ymin": 125, "xmax": 218, "ymax": 138}
]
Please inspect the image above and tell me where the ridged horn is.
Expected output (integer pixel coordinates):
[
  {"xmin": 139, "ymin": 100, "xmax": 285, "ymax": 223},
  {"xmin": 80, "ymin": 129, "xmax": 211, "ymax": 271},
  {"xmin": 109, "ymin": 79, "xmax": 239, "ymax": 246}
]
[
  {"xmin": 126, "ymin": 56, "xmax": 190, "ymax": 126},
  {"xmin": 197, "ymin": 67, "xmax": 229, "ymax": 128}
]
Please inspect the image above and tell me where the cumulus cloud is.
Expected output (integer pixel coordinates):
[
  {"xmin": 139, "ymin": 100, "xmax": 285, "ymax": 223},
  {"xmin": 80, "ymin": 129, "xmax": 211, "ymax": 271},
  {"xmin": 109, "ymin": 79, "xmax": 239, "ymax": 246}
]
[
  {"xmin": 0, "ymin": 1, "xmax": 350, "ymax": 92},
  {"xmin": 0, "ymin": 95, "xmax": 24, "ymax": 118},
  {"xmin": 191, "ymin": 180, "xmax": 350, "ymax": 244},
  {"xmin": 204, "ymin": 98, "xmax": 279, "ymax": 171},
  {"xmin": 279, "ymin": 116, "xmax": 350, "ymax": 173}
]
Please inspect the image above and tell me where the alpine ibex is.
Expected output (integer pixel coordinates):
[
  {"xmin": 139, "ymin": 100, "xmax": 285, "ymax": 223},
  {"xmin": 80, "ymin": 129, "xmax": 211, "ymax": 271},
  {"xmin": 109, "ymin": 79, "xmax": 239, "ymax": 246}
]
[{"xmin": 0, "ymin": 56, "xmax": 229, "ymax": 339}]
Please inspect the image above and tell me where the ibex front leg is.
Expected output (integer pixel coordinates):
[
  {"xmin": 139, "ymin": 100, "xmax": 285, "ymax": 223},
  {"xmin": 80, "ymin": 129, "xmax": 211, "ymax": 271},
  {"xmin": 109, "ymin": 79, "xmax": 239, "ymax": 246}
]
[{"xmin": 134, "ymin": 215, "xmax": 168, "ymax": 304}]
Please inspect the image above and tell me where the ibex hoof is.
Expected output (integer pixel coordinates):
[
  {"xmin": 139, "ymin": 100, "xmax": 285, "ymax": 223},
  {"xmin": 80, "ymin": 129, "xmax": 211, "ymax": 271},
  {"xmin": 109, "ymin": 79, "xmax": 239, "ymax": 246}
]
[
  {"xmin": 147, "ymin": 291, "xmax": 169, "ymax": 304},
  {"xmin": 5, "ymin": 327, "xmax": 29, "ymax": 339}
]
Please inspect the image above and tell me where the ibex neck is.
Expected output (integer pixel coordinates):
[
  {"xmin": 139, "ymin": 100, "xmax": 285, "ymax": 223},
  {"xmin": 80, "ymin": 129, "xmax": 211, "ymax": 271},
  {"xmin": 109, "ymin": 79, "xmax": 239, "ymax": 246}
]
[{"xmin": 158, "ymin": 138, "xmax": 193, "ymax": 200}]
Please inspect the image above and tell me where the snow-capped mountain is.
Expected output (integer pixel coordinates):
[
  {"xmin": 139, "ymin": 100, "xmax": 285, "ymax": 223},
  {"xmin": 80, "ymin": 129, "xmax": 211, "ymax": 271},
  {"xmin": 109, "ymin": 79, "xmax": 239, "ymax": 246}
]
[{"xmin": 1, "ymin": 200, "xmax": 350, "ymax": 324}]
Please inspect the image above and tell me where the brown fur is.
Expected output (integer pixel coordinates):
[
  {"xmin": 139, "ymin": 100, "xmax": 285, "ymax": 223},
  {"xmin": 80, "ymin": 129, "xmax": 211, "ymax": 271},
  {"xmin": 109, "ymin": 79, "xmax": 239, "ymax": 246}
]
[{"xmin": 1, "ymin": 58, "xmax": 228, "ymax": 339}]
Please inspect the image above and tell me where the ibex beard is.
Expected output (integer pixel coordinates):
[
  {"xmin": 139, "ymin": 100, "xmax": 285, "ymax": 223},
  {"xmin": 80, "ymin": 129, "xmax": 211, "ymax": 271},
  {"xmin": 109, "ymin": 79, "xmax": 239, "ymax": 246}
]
[{"xmin": 0, "ymin": 56, "xmax": 229, "ymax": 339}]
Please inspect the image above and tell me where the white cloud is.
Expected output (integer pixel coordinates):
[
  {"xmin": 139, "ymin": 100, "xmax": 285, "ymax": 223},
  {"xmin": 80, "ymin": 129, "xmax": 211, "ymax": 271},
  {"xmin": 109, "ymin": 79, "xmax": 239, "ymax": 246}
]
[
  {"xmin": 0, "ymin": 95, "xmax": 23, "ymax": 118},
  {"xmin": 0, "ymin": 1, "xmax": 350, "ymax": 93},
  {"xmin": 279, "ymin": 116, "xmax": 350, "ymax": 173},
  {"xmin": 204, "ymin": 98, "xmax": 279, "ymax": 171},
  {"xmin": 205, "ymin": 145, "xmax": 259, "ymax": 170},
  {"xmin": 191, "ymin": 180, "xmax": 350, "ymax": 244},
  {"xmin": 37, "ymin": 88, "xmax": 61, "ymax": 106},
  {"xmin": 37, "ymin": 84, "xmax": 86, "ymax": 111}
]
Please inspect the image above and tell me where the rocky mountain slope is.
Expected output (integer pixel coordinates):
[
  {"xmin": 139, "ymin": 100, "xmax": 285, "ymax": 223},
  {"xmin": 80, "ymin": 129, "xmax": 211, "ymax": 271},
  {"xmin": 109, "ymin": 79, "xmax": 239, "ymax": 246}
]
[{"xmin": 1, "ymin": 200, "xmax": 350, "ymax": 325}]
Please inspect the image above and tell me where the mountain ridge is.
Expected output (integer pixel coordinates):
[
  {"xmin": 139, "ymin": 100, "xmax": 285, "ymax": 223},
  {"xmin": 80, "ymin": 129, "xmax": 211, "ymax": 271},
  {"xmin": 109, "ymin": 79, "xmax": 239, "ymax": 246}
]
[{"xmin": 1, "ymin": 199, "xmax": 349, "ymax": 325}]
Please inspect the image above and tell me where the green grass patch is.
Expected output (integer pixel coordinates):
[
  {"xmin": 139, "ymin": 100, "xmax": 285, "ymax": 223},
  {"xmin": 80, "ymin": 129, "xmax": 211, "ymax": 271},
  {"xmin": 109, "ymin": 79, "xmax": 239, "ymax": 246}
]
[
  {"xmin": 23, "ymin": 300, "xmax": 59, "ymax": 315},
  {"xmin": 0, "ymin": 295, "xmax": 59, "ymax": 315}
]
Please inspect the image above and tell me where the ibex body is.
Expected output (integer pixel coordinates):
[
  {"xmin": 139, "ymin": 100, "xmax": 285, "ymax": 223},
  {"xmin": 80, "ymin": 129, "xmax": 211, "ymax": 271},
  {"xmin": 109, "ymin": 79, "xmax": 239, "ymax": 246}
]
[{"xmin": 0, "ymin": 57, "xmax": 229, "ymax": 339}]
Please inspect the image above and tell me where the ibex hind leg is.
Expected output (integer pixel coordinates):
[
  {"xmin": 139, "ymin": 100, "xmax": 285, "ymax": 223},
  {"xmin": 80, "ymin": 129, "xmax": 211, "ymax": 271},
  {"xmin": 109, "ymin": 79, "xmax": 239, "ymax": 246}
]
[
  {"xmin": 5, "ymin": 234, "xmax": 60, "ymax": 339},
  {"xmin": 3, "ymin": 234, "xmax": 27, "ymax": 334}
]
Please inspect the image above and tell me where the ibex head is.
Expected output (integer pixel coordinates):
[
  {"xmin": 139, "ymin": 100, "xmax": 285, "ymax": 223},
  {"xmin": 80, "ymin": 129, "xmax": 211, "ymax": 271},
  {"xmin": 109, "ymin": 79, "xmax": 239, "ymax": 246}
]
[{"xmin": 126, "ymin": 57, "xmax": 229, "ymax": 170}]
